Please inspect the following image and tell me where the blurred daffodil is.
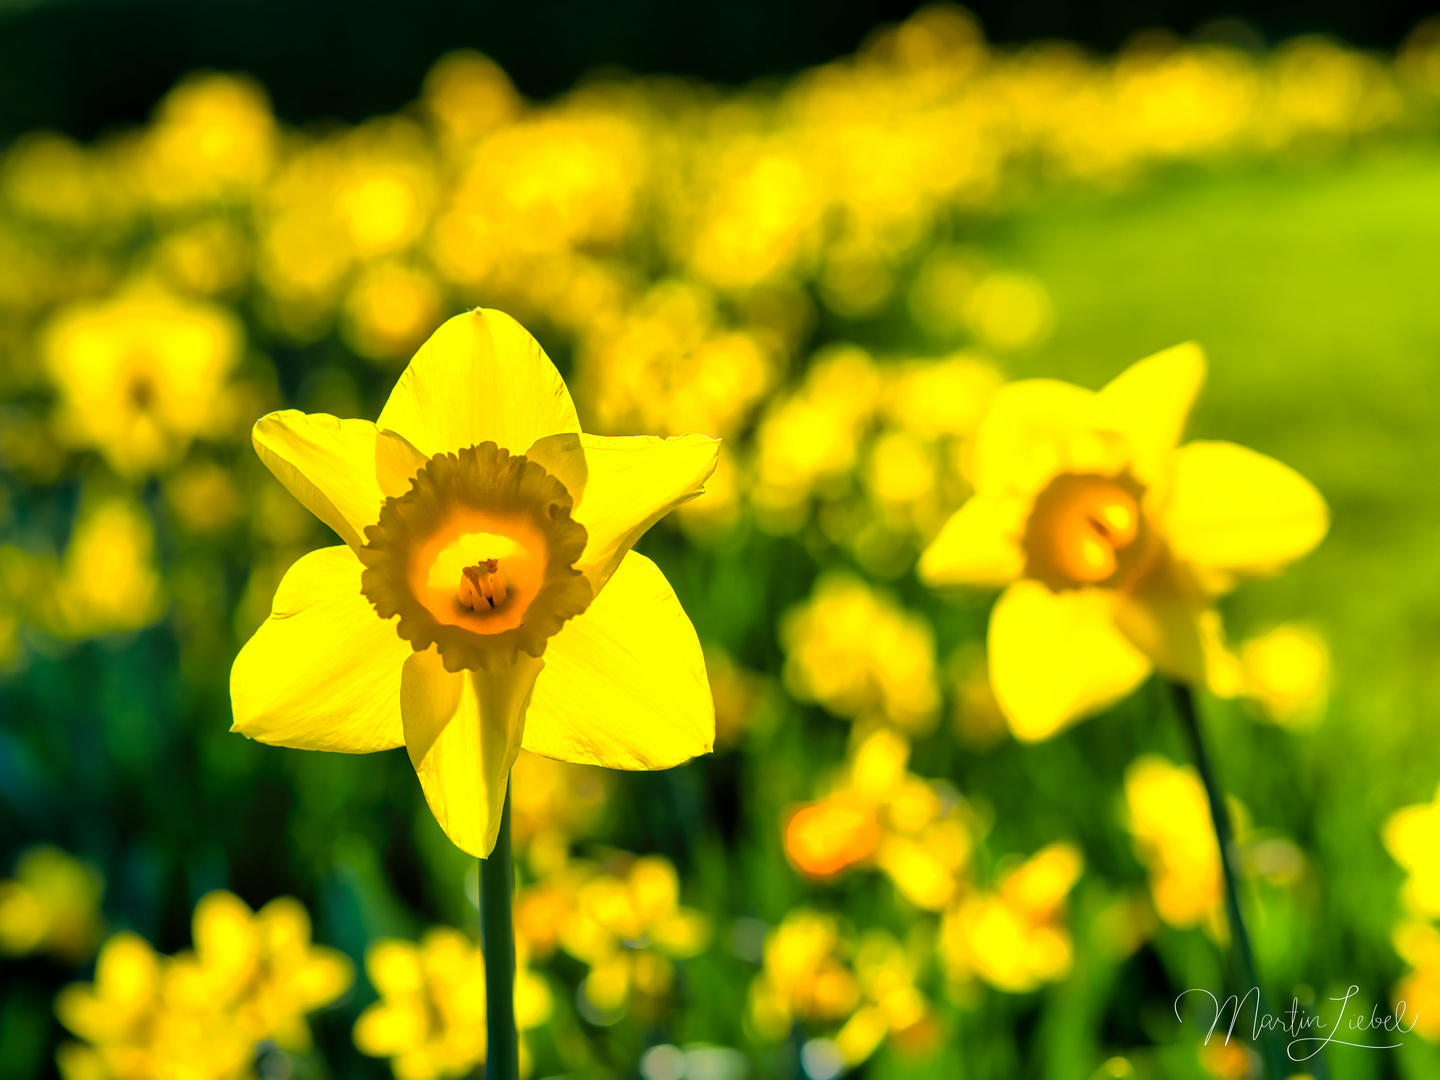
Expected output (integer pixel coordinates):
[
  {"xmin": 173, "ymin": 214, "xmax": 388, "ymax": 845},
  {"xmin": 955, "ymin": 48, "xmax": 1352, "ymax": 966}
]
[
  {"xmin": 1384, "ymin": 785, "xmax": 1440, "ymax": 919},
  {"xmin": 749, "ymin": 911, "xmax": 860, "ymax": 1042},
  {"xmin": 1240, "ymin": 623, "xmax": 1330, "ymax": 728},
  {"xmin": 1393, "ymin": 919, "xmax": 1440, "ymax": 1040},
  {"xmin": 939, "ymin": 842, "xmax": 1083, "ymax": 993},
  {"xmin": 1125, "ymin": 755, "xmax": 1225, "ymax": 933},
  {"xmin": 231, "ymin": 308, "xmax": 719, "ymax": 856},
  {"xmin": 0, "ymin": 846, "xmax": 103, "ymax": 963},
  {"xmin": 920, "ymin": 344, "xmax": 1328, "ymax": 740},
  {"xmin": 784, "ymin": 729, "xmax": 973, "ymax": 910},
  {"xmin": 354, "ymin": 927, "xmax": 552, "ymax": 1080},
  {"xmin": 517, "ymin": 854, "xmax": 709, "ymax": 1018},
  {"xmin": 782, "ymin": 574, "xmax": 939, "ymax": 734},
  {"xmin": 42, "ymin": 289, "xmax": 243, "ymax": 477},
  {"xmin": 54, "ymin": 891, "xmax": 349, "ymax": 1080}
]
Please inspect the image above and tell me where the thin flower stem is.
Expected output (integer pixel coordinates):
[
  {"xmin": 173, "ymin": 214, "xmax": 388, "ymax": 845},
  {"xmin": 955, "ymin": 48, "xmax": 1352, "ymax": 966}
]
[
  {"xmin": 1167, "ymin": 680, "xmax": 1295, "ymax": 1080},
  {"xmin": 481, "ymin": 787, "xmax": 518, "ymax": 1080}
]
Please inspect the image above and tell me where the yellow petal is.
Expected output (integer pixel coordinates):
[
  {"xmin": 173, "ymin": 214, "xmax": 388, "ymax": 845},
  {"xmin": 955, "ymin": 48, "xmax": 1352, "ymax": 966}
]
[
  {"xmin": 1112, "ymin": 551, "xmax": 1208, "ymax": 686},
  {"xmin": 1096, "ymin": 343, "xmax": 1205, "ymax": 484},
  {"xmin": 572, "ymin": 434, "xmax": 720, "ymax": 591},
  {"xmin": 401, "ymin": 646, "xmax": 544, "ymax": 857},
  {"xmin": 1161, "ymin": 441, "xmax": 1329, "ymax": 577},
  {"xmin": 918, "ymin": 494, "xmax": 1027, "ymax": 587},
  {"xmin": 969, "ymin": 379, "xmax": 1101, "ymax": 497},
  {"xmin": 231, "ymin": 546, "xmax": 408, "ymax": 752},
  {"xmin": 523, "ymin": 551, "xmax": 713, "ymax": 770},
  {"xmin": 989, "ymin": 580, "xmax": 1151, "ymax": 741},
  {"xmin": 525, "ymin": 432, "xmax": 588, "ymax": 503},
  {"xmin": 378, "ymin": 309, "xmax": 581, "ymax": 458},
  {"xmin": 253, "ymin": 411, "xmax": 426, "ymax": 550}
]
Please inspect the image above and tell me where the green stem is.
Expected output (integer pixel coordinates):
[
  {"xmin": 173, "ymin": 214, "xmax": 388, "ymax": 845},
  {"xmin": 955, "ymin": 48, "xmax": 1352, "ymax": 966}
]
[
  {"xmin": 481, "ymin": 787, "xmax": 518, "ymax": 1080},
  {"xmin": 1167, "ymin": 680, "xmax": 1294, "ymax": 1079}
]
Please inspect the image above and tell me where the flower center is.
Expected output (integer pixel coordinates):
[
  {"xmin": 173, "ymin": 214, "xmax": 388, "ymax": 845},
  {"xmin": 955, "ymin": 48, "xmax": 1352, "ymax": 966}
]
[
  {"xmin": 1023, "ymin": 473, "xmax": 1145, "ymax": 589},
  {"xmin": 360, "ymin": 442, "xmax": 593, "ymax": 672}
]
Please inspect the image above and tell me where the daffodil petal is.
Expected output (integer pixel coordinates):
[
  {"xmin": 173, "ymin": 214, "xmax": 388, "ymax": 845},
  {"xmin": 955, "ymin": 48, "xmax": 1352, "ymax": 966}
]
[
  {"xmin": 988, "ymin": 580, "xmax": 1151, "ymax": 741},
  {"xmin": 970, "ymin": 380, "xmax": 1100, "ymax": 497},
  {"xmin": 1161, "ymin": 440, "xmax": 1329, "ymax": 576},
  {"xmin": 523, "ymin": 551, "xmax": 713, "ymax": 770},
  {"xmin": 378, "ymin": 309, "xmax": 581, "ymax": 458},
  {"xmin": 918, "ymin": 494, "xmax": 1027, "ymax": 587},
  {"xmin": 231, "ymin": 546, "xmax": 408, "ymax": 753},
  {"xmin": 400, "ymin": 646, "xmax": 544, "ymax": 858},
  {"xmin": 253, "ymin": 411, "xmax": 426, "ymax": 550},
  {"xmin": 572, "ymin": 434, "xmax": 720, "ymax": 591},
  {"xmin": 1112, "ymin": 554, "xmax": 1209, "ymax": 686},
  {"xmin": 526, "ymin": 432, "xmax": 588, "ymax": 503},
  {"xmin": 1096, "ymin": 343, "xmax": 1205, "ymax": 484}
]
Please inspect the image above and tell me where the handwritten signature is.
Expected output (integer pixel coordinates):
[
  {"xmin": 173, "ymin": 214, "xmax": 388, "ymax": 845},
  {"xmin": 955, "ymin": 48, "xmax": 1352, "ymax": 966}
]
[{"xmin": 1175, "ymin": 985, "xmax": 1417, "ymax": 1061}]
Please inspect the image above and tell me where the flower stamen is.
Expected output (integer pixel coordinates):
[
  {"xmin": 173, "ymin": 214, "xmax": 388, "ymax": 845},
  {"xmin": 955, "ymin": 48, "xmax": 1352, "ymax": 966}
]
[
  {"xmin": 1024, "ymin": 474, "xmax": 1145, "ymax": 589},
  {"xmin": 459, "ymin": 559, "xmax": 509, "ymax": 610}
]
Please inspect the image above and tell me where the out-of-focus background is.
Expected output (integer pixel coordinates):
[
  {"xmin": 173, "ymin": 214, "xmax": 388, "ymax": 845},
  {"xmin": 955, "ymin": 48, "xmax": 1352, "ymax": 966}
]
[{"xmin": 3, "ymin": 1, "xmax": 1440, "ymax": 1078}]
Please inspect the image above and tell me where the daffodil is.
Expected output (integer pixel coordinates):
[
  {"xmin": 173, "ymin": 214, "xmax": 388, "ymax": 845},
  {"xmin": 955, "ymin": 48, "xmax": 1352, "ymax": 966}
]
[
  {"xmin": 919, "ymin": 344, "xmax": 1328, "ymax": 740},
  {"xmin": 230, "ymin": 308, "xmax": 719, "ymax": 857}
]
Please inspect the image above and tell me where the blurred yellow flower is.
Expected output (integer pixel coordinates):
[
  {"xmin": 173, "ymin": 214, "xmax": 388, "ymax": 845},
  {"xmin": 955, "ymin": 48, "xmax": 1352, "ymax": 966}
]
[
  {"xmin": 230, "ymin": 308, "xmax": 719, "ymax": 857},
  {"xmin": 554, "ymin": 855, "xmax": 710, "ymax": 1017},
  {"xmin": 1384, "ymin": 785, "xmax": 1440, "ymax": 918},
  {"xmin": 749, "ymin": 911, "xmax": 930, "ymax": 1064},
  {"xmin": 784, "ymin": 729, "xmax": 973, "ymax": 910},
  {"xmin": 785, "ymin": 796, "xmax": 882, "ymax": 878},
  {"xmin": 341, "ymin": 260, "xmax": 445, "ymax": 365},
  {"xmin": 0, "ymin": 846, "xmax": 103, "ymax": 963},
  {"xmin": 939, "ymin": 842, "xmax": 1083, "ymax": 993},
  {"xmin": 1392, "ymin": 918, "xmax": 1440, "ymax": 1040},
  {"xmin": 137, "ymin": 72, "xmax": 276, "ymax": 207},
  {"xmin": 920, "ymin": 344, "xmax": 1328, "ymax": 740},
  {"xmin": 55, "ymin": 891, "xmax": 350, "ymax": 1080},
  {"xmin": 782, "ymin": 573, "xmax": 939, "ymax": 734},
  {"xmin": 579, "ymin": 279, "xmax": 775, "ymax": 439},
  {"xmin": 749, "ymin": 911, "xmax": 860, "ymax": 1041},
  {"xmin": 48, "ymin": 497, "xmax": 166, "ymax": 638},
  {"xmin": 42, "ymin": 289, "xmax": 243, "ymax": 477},
  {"xmin": 1125, "ymin": 755, "xmax": 1224, "ymax": 932},
  {"xmin": 57, "ymin": 931, "xmax": 253, "ymax": 1080},
  {"xmin": 1240, "ymin": 623, "xmax": 1330, "ymax": 728},
  {"xmin": 354, "ymin": 927, "xmax": 552, "ymax": 1080},
  {"xmin": 834, "ymin": 930, "xmax": 931, "ymax": 1066}
]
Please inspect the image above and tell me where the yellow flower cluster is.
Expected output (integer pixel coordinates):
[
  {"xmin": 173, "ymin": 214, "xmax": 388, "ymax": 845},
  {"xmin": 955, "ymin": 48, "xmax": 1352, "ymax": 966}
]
[
  {"xmin": 354, "ymin": 927, "xmax": 552, "ymax": 1080},
  {"xmin": 781, "ymin": 729, "xmax": 1083, "ymax": 1006},
  {"xmin": 746, "ymin": 344, "xmax": 1002, "ymax": 567},
  {"xmin": 55, "ymin": 891, "xmax": 352, "ymax": 1080},
  {"xmin": 784, "ymin": 729, "xmax": 971, "ymax": 909},
  {"xmin": 748, "ymin": 910, "xmax": 931, "ymax": 1067},
  {"xmin": 516, "ymin": 854, "xmax": 709, "ymax": 1020},
  {"xmin": 938, "ymin": 841, "xmax": 1084, "ymax": 994},
  {"xmin": 1385, "ymin": 785, "xmax": 1440, "ymax": 1038},
  {"xmin": 0, "ymin": 846, "xmax": 104, "ymax": 964},
  {"xmin": 781, "ymin": 576, "xmax": 940, "ymax": 734}
]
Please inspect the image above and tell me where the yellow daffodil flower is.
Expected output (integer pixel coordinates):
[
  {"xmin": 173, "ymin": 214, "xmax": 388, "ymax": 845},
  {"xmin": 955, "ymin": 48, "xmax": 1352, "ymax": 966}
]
[
  {"xmin": 919, "ymin": 344, "xmax": 1328, "ymax": 740},
  {"xmin": 230, "ymin": 308, "xmax": 719, "ymax": 857}
]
